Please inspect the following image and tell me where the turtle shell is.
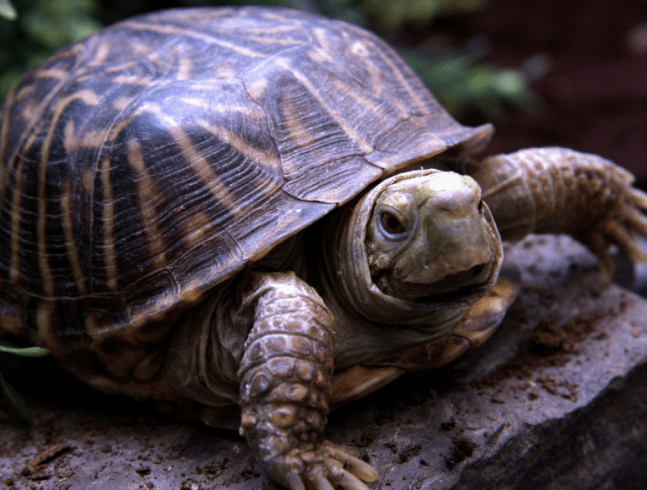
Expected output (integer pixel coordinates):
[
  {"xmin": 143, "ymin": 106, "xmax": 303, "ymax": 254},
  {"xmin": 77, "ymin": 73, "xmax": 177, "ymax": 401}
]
[{"xmin": 0, "ymin": 7, "xmax": 492, "ymax": 353}]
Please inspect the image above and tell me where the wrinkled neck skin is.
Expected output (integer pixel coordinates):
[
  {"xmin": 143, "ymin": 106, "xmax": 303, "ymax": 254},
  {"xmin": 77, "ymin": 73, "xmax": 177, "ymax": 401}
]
[{"xmin": 319, "ymin": 170, "xmax": 503, "ymax": 371}]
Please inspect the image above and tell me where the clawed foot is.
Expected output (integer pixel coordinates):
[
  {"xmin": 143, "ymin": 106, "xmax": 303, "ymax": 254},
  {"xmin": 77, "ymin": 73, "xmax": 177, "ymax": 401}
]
[
  {"xmin": 267, "ymin": 440, "xmax": 378, "ymax": 490},
  {"xmin": 578, "ymin": 169, "xmax": 647, "ymax": 280}
]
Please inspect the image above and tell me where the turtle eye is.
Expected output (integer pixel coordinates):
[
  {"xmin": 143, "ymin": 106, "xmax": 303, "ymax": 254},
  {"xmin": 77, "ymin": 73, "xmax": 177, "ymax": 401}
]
[{"xmin": 380, "ymin": 212, "xmax": 406, "ymax": 237}]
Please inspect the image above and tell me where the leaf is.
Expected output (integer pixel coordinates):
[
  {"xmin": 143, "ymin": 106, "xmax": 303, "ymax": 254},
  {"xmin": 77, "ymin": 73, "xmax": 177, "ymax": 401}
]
[
  {"xmin": 0, "ymin": 342, "xmax": 49, "ymax": 357},
  {"xmin": 361, "ymin": 0, "xmax": 488, "ymax": 35},
  {"xmin": 399, "ymin": 47, "xmax": 540, "ymax": 120},
  {"xmin": 0, "ymin": 372, "xmax": 33, "ymax": 424},
  {"xmin": 0, "ymin": 0, "xmax": 17, "ymax": 21}
]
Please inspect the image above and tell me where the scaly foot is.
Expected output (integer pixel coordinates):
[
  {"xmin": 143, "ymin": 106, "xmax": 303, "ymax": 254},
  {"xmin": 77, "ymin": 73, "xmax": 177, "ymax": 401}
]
[{"xmin": 267, "ymin": 440, "xmax": 378, "ymax": 490}]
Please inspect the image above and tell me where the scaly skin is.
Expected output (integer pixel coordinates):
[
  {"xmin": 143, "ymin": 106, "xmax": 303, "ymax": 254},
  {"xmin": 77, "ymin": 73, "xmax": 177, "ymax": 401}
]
[
  {"xmin": 464, "ymin": 147, "xmax": 647, "ymax": 279},
  {"xmin": 237, "ymin": 272, "xmax": 378, "ymax": 490}
]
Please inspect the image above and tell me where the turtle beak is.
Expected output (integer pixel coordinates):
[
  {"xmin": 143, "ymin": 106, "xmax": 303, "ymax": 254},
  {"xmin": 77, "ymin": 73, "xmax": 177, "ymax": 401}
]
[
  {"xmin": 402, "ymin": 212, "xmax": 495, "ymax": 281},
  {"xmin": 395, "ymin": 175, "xmax": 498, "ymax": 297}
]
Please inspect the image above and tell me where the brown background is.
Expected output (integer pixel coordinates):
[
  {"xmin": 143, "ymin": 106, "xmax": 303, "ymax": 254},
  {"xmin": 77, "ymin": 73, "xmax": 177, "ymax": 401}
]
[{"xmin": 450, "ymin": 0, "xmax": 647, "ymax": 184}]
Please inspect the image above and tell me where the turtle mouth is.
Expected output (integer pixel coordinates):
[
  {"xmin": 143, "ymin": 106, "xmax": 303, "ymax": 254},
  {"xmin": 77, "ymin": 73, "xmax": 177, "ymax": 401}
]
[
  {"xmin": 377, "ymin": 260, "xmax": 496, "ymax": 304},
  {"xmin": 412, "ymin": 261, "xmax": 494, "ymax": 303}
]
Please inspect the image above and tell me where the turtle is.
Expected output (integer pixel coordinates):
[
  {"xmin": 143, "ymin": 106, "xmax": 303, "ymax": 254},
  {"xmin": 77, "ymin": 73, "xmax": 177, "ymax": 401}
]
[{"xmin": 1, "ymin": 6, "xmax": 647, "ymax": 490}]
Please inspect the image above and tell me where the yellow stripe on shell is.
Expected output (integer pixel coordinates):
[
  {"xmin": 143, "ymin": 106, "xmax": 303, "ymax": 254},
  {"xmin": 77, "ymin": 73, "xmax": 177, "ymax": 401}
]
[
  {"xmin": 258, "ymin": 9, "xmax": 304, "ymax": 24},
  {"xmin": 147, "ymin": 51, "xmax": 161, "ymax": 64},
  {"xmin": 107, "ymin": 119, "xmax": 129, "ymax": 145},
  {"xmin": 228, "ymin": 23, "xmax": 303, "ymax": 36},
  {"xmin": 246, "ymin": 78, "xmax": 268, "ymax": 101},
  {"xmin": 177, "ymin": 57, "xmax": 192, "ymax": 81},
  {"xmin": 36, "ymin": 301, "xmax": 55, "ymax": 343},
  {"xmin": 178, "ymin": 98, "xmax": 265, "ymax": 121},
  {"xmin": 15, "ymin": 84, "xmax": 36, "ymax": 102},
  {"xmin": 37, "ymin": 89, "xmax": 100, "ymax": 297},
  {"xmin": 0, "ymin": 99, "xmax": 11, "ymax": 192},
  {"xmin": 281, "ymin": 92, "xmax": 320, "ymax": 150},
  {"xmin": 89, "ymin": 42, "xmax": 111, "ymax": 66},
  {"xmin": 18, "ymin": 101, "xmax": 46, "ymax": 135},
  {"xmin": 349, "ymin": 41, "xmax": 398, "ymax": 108},
  {"xmin": 6, "ymin": 48, "xmax": 85, "ymax": 202},
  {"xmin": 84, "ymin": 313, "xmax": 100, "ymax": 335},
  {"xmin": 63, "ymin": 119, "xmax": 77, "ymax": 154},
  {"xmin": 36, "ymin": 215, "xmax": 54, "ymax": 295},
  {"xmin": 126, "ymin": 139, "xmax": 168, "ymax": 269},
  {"xmin": 306, "ymin": 48, "xmax": 331, "ymax": 64},
  {"xmin": 0, "ymin": 315, "xmax": 23, "ymax": 338},
  {"xmin": 215, "ymin": 65, "xmax": 237, "ymax": 79},
  {"xmin": 181, "ymin": 210, "xmax": 214, "ymax": 246},
  {"xmin": 330, "ymin": 78, "xmax": 406, "ymax": 120},
  {"xmin": 234, "ymin": 35, "xmax": 303, "ymax": 47},
  {"xmin": 3, "ymin": 125, "xmax": 41, "ymax": 205},
  {"xmin": 112, "ymin": 74, "xmax": 156, "ymax": 86},
  {"xmin": 130, "ymin": 42, "xmax": 151, "ymax": 56},
  {"xmin": 180, "ymin": 277, "xmax": 210, "ymax": 306},
  {"xmin": 34, "ymin": 68, "xmax": 70, "ymax": 81},
  {"xmin": 103, "ymin": 61, "xmax": 139, "ymax": 74},
  {"xmin": 112, "ymin": 96, "xmax": 138, "ymax": 113},
  {"xmin": 134, "ymin": 102, "xmax": 238, "ymax": 211},
  {"xmin": 121, "ymin": 20, "xmax": 266, "ymax": 59},
  {"xmin": 60, "ymin": 181, "xmax": 87, "ymax": 295},
  {"xmin": 195, "ymin": 118, "xmax": 280, "ymax": 172},
  {"xmin": 374, "ymin": 46, "xmax": 428, "ymax": 115},
  {"xmin": 81, "ymin": 168, "xmax": 95, "ymax": 192},
  {"xmin": 8, "ymin": 158, "xmax": 24, "ymax": 284},
  {"xmin": 288, "ymin": 66, "xmax": 374, "ymax": 155},
  {"xmin": 99, "ymin": 158, "xmax": 119, "ymax": 291},
  {"xmin": 312, "ymin": 27, "xmax": 332, "ymax": 57},
  {"xmin": 78, "ymin": 129, "xmax": 110, "ymax": 149}
]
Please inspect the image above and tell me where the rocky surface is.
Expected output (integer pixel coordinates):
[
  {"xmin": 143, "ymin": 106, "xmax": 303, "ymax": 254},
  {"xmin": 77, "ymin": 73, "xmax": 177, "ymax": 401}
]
[{"xmin": 1, "ymin": 234, "xmax": 647, "ymax": 490}]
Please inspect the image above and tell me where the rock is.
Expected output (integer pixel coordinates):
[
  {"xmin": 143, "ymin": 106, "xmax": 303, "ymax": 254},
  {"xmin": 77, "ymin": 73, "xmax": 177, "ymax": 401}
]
[{"xmin": 1, "ymin": 234, "xmax": 647, "ymax": 489}]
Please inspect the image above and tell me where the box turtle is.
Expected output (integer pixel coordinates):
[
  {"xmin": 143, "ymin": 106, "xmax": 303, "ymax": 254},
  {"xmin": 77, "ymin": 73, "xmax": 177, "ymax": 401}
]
[{"xmin": 1, "ymin": 6, "xmax": 646, "ymax": 490}]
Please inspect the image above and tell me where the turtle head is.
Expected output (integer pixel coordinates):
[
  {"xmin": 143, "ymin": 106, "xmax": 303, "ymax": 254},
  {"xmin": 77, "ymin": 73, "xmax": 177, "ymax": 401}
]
[{"xmin": 366, "ymin": 171, "xmax": 499, "ymax": 302}]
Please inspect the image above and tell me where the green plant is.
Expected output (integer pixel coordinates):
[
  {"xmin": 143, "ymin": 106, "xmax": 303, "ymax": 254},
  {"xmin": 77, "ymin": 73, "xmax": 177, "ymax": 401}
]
[
  {"xmin": 0, "ymin": 0, "xmax": 17, "ymax": 20},
  {"xmin": 0, "ymin": 341, "xmax": 49, "ymax": 424},
  {"xmin": 360, "ymin": 0, "xmax": 487, "ymax": 35},
  {"xmin": 0, "ymin": 0, "xmax": 102, "ymax": 101},
  {"xmin": 401, "ymin": 48, "xmax": 546, "ymax": 120},
  {"xmin": 0, "ymin": 0, "xmax": 541, "ymax": 118}
]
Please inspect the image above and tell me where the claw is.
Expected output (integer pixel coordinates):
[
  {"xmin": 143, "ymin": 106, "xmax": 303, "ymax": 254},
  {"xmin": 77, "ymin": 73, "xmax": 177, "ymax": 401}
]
[
  {"xmin": 622, "ymin": 205, "xmax": 647, "ymax": 236},
  {"xmin": 582, "ymin": 232, "xmax": 614, "ymax": 282},
  {"xmin": 603, "ymin": 221, "xmax": 647, "ymax": 263},
  {"xmin": 613, "ymin": 163, "xmax": 635, "ymax": 184},
  {"xmin": 339, "ymin": 471, "xmax": 371, "ymax": 490},
  {"xmin": 287, "ymin": 473, "xmax": 306, "ymax": 490},
  {"xmin": 324, "ymin": 444, "xmax": 379, "ymax": 482},
  {"xmin": 627, "ymin": 186, "xmax": 647, "ymax": 209},
  {"xmin": 261, "ymin": 440, "xmax": 378, "ymax": 490},
  {"xmin": 344, "ymin": 455, "xmax": 379, "ymax": 483},
  {"xmin": 314, "ymin": 475, "xmax": 335, "ymax": 490}
]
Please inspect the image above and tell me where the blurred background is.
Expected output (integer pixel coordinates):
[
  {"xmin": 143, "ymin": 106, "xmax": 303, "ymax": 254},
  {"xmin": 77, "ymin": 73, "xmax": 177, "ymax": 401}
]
[{"xmin": 1, "ymin": 0, "xmax": 646, "ymax": 184}]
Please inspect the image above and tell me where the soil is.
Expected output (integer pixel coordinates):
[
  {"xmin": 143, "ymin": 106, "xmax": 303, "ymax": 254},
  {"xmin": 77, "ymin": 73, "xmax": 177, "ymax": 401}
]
[
  {"xmin": 433, "ymin": 0, "xmax": 647, "ymax": 184},
  {"xmin": 469, "ymin": 311, "xmax": 603, "ymax": 401}
]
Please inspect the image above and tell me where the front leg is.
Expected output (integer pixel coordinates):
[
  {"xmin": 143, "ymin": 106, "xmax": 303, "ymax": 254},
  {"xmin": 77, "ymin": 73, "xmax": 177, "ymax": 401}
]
[
  {"xmin": 464, "ymin": 147, "xmax": 647, "ymax": 279},
  {"xmin": 237, "ymin": 272, "xmax": 378, "ymax": 490}
]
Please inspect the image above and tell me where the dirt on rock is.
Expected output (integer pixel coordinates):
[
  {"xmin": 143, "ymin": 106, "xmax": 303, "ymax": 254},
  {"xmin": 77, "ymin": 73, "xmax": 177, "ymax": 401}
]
[{"xmin": 470, "ymin": 312, "xmax": 601, "ymax": 392}]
